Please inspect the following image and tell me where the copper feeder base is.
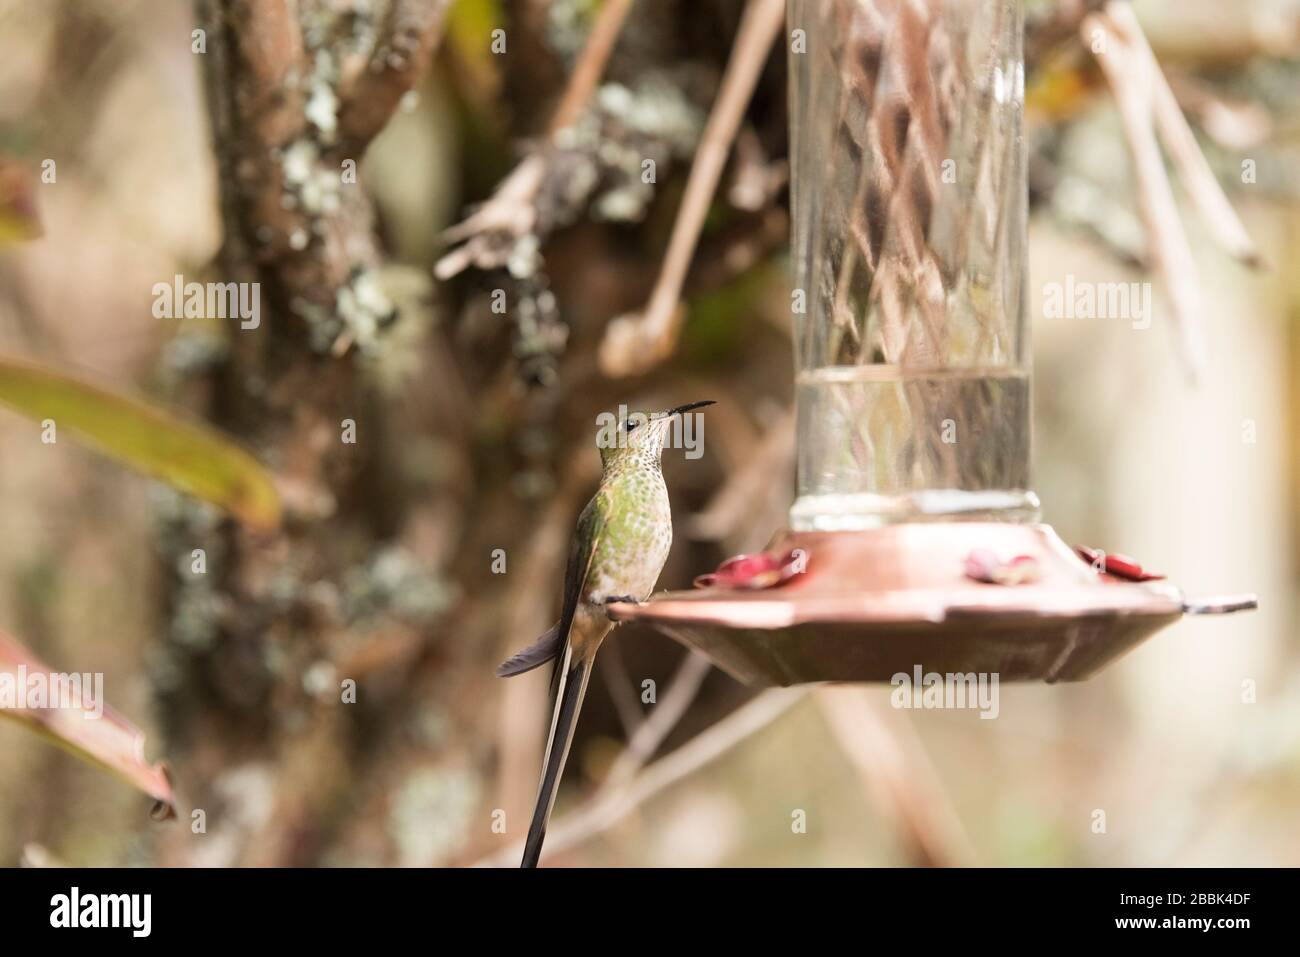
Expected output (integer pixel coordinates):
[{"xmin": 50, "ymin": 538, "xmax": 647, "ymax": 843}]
[{"xmin": 608, "ymin": 523, "xmax": 1255, "ymax": 688}]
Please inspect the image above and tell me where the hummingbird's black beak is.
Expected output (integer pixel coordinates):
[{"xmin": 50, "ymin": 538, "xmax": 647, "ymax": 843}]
[{"xmin": 668, "ymin": 400, "xmax": 716, "ymax": 416}]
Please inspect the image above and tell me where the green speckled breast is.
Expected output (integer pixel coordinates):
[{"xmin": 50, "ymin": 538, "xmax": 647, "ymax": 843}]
[{"xmin": 584, "ymin": 466, "xmax": 672, "ymax": 604}]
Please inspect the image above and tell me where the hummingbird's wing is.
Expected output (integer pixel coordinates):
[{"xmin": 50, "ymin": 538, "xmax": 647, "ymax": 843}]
[
  {"xmin": 495, "ymin": 624, "xmax": 561, "ymax": 677},
  {"xmin": 556, "ymin": 495, "xmax": 605, "ymax": 651},
  {"xmin": 496, "ymin": 493, "xmax": 606, "ymax": 677}
]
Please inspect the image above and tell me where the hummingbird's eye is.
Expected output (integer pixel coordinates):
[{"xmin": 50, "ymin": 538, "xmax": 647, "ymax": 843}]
[{"xmin": 624, "ymin": 415, "xmax": 643, "ymax": 433}]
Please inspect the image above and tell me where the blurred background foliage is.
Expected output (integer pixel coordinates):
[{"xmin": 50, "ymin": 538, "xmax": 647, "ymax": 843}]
[{"xmin": 0, "ymin": 0, "xmax": 1296, "ymax": 866}]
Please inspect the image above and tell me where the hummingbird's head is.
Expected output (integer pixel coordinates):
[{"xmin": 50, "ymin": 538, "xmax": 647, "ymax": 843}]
[{"xmin": 597, "ymin": 400, "xmax": 715, "ymax": 472}]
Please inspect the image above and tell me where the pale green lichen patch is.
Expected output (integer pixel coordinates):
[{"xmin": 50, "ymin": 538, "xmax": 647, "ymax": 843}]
[
  {"xmin": 336, "ymin": 267, "xmax": 397, "ymax": 351},
  {"xmin": 342, "ymin": 546, "xmax": 455, "ymax": 626},
  {"xmin": 388, "ymin": 767, "xmax": 479, "ymax": 866}
]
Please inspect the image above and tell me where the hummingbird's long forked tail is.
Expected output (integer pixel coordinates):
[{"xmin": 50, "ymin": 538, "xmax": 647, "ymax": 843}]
[{"xmin": 521, "ymin": 643, "xmax": 593, "ymax": 868}]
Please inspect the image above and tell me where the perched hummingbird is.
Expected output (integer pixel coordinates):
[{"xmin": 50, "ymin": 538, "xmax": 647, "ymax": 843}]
[{"xmin": 497, "ymin": 400, "xmax": 715, "ymax": 868}]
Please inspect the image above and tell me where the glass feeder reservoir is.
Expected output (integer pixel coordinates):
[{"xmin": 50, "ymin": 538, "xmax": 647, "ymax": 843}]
[{"xmin": 789, "ymin": 0, "xmax": 1037, "ymax": 530}]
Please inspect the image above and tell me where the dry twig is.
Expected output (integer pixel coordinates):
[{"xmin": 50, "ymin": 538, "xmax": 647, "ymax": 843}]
[
  {"xmin": 1105, "ymin": 2, "xmax": 1260, "ymax": 268},
  {"xmin": 434, "ymin": 0, "xmax": 636, "ymax": 281},
  {"xmin": 597, "ymin": 0, "xmax": 786, "ymax": 377},
  {"xmin": 599, "ymin": 651, "xmax": 715, "ymax": 792},
  {"xmin": 816, "ymin": 686, "xmax": 975, "ymax": 867},
  {"xmin": 1086, "ymin": 7, "xmax": 1208, "ymax": 380},
  {"xmin": 598, "ymin": 642, "xmax": 649, "ymax": 737},
  {"xmin": 477, "ymin": 686, "xmax": 809, "ymax": 866},
  {"xmin": 548, "ymin": 0, "xmax": 636, "ymax": 135}
]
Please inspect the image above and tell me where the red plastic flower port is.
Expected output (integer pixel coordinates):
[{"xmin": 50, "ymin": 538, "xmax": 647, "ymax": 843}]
[
  {"xmin": 1074, "ymin": 545, "xmax": 1166, "ymax": 582},
  {"xmin": 693, "ymin": 548, "xmax": 808, "ymax": 590}
]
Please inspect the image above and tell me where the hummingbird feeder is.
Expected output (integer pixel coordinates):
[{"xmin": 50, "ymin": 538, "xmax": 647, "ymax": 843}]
[{"xmin": 611, "ymin": 0, "xmax": 1255, "ymax": 686}]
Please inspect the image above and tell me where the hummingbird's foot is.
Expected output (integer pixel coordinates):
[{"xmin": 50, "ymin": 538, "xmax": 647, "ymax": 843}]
[{"xmin": 604, "ymin": 595, "xmax": 640, "ymax": 620}]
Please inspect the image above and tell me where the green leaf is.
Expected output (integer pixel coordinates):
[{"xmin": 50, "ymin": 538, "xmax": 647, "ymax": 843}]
[
  {"xmin": 0, "ymin": 629, "xmax": 174, "ymax": 817},
  {"xmin": 0, "ymin": 356, "xmax": 280, "ymax": 530}
]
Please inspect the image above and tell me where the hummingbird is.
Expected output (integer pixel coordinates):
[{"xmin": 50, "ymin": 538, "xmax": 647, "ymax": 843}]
[{"xmin": 497, "ymin": 400, "xmax": 715, "ymax": 868}]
